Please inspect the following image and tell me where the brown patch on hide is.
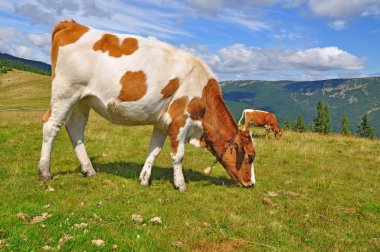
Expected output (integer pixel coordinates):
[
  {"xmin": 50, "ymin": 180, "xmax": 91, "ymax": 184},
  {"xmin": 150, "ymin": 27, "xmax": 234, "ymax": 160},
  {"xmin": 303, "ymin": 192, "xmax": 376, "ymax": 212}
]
[
  {"xmin": 187, "ymin": 97, "xmax": 205, "ymax": 121},
  {"xmin": 161, "ymin": 78, "xmax": 179, "ymax": 99},
  {"xmin": 51, "ymin": 20, "xmax": 89, "ymax": 80},
  {"xmin": 167, "ymin": 97, "xmax": 188, "ymax": 155},
  {"xmin": 121, "ymin": 37, "xmax": 139, "ymax": 55},
  {"xmin": 93, "ymin": 34, "xmax": 138, "ymax": 57},
  {"xmin": 41, "ymin": 106, "xmax": 52, "ymax": 122},
  {"xmin": 118, "ymin": 71, "xmax": 147, "ymax": 101}
]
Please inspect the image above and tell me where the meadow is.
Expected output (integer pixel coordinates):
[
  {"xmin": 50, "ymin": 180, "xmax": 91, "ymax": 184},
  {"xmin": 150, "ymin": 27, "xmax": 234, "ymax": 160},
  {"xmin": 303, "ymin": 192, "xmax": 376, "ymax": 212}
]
[{"xmin": 0, "ymin": 70, "xmax": 379, "ymax": 251}]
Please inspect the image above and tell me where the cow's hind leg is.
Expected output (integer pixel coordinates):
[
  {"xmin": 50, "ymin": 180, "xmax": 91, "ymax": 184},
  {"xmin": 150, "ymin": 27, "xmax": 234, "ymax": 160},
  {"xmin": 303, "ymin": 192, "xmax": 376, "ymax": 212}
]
[
  {"xmin": 139, "ymin": 127, "xmax": 166, "ymax": 186},
  {"xmin": 38, "ymin": 97, "xmax": 79, "ymax": 179},
  {"xmin": 65, "ymin": 102, "xmax": 96, "ymax": 177}
]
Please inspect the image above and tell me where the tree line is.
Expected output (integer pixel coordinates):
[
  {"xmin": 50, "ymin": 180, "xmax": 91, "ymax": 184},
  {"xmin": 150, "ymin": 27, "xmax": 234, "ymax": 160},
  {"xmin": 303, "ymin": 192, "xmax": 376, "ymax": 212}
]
[
  {"xmin": 0, "ymin": 59, "xmax": 50, "ymax": 75},
  {"xmin": 283, "ymin": 100, "xmax": 376, "ymax": 139}
]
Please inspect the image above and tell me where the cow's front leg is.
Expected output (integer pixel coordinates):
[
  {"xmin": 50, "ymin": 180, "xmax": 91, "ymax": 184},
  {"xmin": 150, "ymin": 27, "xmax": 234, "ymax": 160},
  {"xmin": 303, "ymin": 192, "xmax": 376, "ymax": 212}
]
[
  {"xmin": 139, "ymin": 127, "xmax": 166, "ymax": 186},
  {"xmin": 169, "ymin": 118, "xmax": 190, "ymax": 192}
]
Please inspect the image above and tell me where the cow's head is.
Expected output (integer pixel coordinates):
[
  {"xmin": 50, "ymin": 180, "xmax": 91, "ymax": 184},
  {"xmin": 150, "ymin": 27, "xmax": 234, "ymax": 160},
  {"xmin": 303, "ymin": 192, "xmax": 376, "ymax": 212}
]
[
  {"xmin": 220, "ymin": 130, "xmax": 256, "ymax": 188},
  {"xmin": 274, "ymin": 128, "xmax": 282, "ymax": 140}
]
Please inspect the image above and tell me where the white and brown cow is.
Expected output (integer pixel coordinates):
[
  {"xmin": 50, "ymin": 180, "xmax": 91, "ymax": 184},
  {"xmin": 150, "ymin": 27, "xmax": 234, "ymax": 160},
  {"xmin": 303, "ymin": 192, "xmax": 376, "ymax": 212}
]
[
  {"xmin": 238, "ymin": 109, "xmax": 282, "ymax": 140},
  {"xmin": 38, "ymin": 21, "xmax": 256, "ymax": 191}
]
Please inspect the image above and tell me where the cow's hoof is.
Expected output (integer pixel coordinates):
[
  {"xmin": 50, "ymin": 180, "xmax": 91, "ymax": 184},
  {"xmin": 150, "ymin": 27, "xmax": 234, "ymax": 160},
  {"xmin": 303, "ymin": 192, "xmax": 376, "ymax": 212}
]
[
  {"xmin": 140, "ymin": 179, "xmax": 150, "ymax": 187},
  {"xmin": 83, "ymin": 169, "xmax": 97, "ymax": 177},
  {"xmin": 175, "ymin": 184, "xmax": 187, "ymax": 192},
  {"xmin": 39, "ymin": 173, "xmax": 51, "ymax": 180}
]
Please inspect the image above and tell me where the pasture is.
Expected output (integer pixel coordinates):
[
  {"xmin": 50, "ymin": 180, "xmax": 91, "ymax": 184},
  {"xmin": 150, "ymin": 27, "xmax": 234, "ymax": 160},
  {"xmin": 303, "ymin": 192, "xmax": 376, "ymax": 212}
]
[{"xmin": 0, "ymin": 70, "xmax": 379, "ymax": 251}]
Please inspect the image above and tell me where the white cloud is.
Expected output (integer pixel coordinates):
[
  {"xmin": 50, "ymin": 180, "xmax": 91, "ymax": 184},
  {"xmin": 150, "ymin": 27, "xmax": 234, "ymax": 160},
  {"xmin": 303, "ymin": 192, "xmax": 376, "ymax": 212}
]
[
  {"xmin": 17, "ymin": 45, "xmax": 34, "ymax": 58},
  {"xmin": 14, "ymin": 0, "xmax": 110, "ymax": 28},
  {"xmin": 0, "ymin": 28, "xmax": 51, "ymax": 63},
  {"xmin": 287, "ymin": 46, "xmax": 365, "ymax": 70},
  {"xmin": 328, "ymin": 20, "xmax": 346, "ymax": 30},
  {"xmin": 186, "ymin": 0, "xmax": 277, "ymax": 14},
  {"xmin": 28, "ymin": 33, "xmax": 50, "ymax": 47},
  {"xmin": 308, "ymin": 0, "xmax": 380, "ymax": 18},
  {"xmin": 0, "ymin": 28, "xmax": 22, "ymax": 56},
  {"xmin": 182, "ymin": 43, "xmax": 365, "ymax": 80},
  {"xmin": 222, "ymin": 10, "xmax": 271, "ymax": 31},
  {"xmin": 0, "ymin": 28, "xmax": 20, "ymax": 39}
]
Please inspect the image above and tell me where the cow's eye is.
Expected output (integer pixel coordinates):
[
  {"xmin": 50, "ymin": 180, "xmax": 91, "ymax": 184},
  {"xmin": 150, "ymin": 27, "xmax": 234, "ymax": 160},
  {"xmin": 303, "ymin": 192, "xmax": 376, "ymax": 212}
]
[{"xmin": 248, "ymin": 154, "xmax": 254, "ymax": 163}]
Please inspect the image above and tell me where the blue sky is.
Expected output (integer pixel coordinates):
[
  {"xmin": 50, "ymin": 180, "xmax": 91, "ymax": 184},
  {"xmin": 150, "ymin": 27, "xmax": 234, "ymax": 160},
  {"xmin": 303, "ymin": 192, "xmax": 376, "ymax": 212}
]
[{"xmin": 1, "ymin": 0, "xmax": 379, "ymax": 80}]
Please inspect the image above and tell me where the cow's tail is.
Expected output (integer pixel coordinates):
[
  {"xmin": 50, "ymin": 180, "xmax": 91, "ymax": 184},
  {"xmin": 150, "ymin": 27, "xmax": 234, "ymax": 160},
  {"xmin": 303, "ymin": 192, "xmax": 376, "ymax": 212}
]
[{"xmin": 238, "ymin": 110, "xmax": 245, "ymax": 126}]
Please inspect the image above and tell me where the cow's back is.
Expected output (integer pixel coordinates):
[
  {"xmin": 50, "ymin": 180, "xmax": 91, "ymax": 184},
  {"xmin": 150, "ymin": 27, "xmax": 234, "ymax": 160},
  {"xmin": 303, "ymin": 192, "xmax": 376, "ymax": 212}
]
[{"xmin": 53, "ymin": 21, "xmax": 214, "ymax": 126}]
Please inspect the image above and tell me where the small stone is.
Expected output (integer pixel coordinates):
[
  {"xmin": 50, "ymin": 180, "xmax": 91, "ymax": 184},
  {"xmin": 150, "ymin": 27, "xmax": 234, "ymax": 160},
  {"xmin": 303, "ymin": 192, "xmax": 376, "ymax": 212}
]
[
  {"xmin": 93, "ymin": 213, "xmax": 102, "ymax": 221},
  {"xmin": 98, "ymin": 201, "xmax": 103, "ymax": 206},
  {"xmin": 131, "ymin": 214, "xmax": 143, "ymax": 223},
  {"xmin": 53, "ymin": 175, "xmax": 59, "ymax": 180},
  {"xmin": 285, "ymin": 191, "xmax": 299, "ymax": 197},
  {"xmin": 203, "ymin": 222, "xmax": 211, "ymax": 229},
  {"xmin": 43, "ymin": 204, "xmax": 51, "ymax": 208},
  {"xmin": 41, "ymin": 245, "xmax": 52, "ymax": 251},
  {"xmin": 268, "ymin": 210, "xmax": 277, "ymax": 216},
  {"xmin": 58, "ymin": 234, "xmax": 73, "ymax": 245},
  {"xmin": 74, "ymin": 223, "xmax": 88, "ymax": 228},
  {"xmin": 112, "ymin": 244, "xmax": 118, "ymax": 250},
  {"xmin": 150, "ymin": 216, "xmax": 162, "ymax": 224},
  {"xmin": 171, "ymin": 241, "xmax": 183, "ymax": 248},
  {"xmin": 92, "ymin": 239, "xmax": 105, "ymax": 247},
  {"xmin": 40, "ymin": 224, "xmax": 46, "ymax": 228},
  {"xmin": 16, "ymin": 212, "xmax": 30, "ymax": 221},
  {"xmin": 83, "ymin": 229, "xmax": 89, "ymax": 234},
  {"xmin": 46, "ymin": 185, "xmax": 55, "ymax": 192},
  {"xmin": 284, "ymin": 180, "xmax": 293, "ymax": 184},
  {"xmin": 262, "ymin": 197, "xmax": 278, "ymax": 208},
  {"xmin": 267, "ymin": 191, "xmax": 278, "ymax": 197},
  {"xmin": 136, "ymin": 234, "xmax": 140, "ymax": 239},
  {"xmin": 372, "ymin": 237, "xmax": 380, "ymax": 245},
  {"xmin": 30, "ymin": 213, "xmax": 52, "ymax": 224}
]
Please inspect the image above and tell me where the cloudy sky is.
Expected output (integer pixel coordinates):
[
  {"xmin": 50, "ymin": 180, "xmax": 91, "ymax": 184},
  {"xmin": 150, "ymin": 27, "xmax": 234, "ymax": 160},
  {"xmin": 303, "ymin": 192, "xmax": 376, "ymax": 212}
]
[{"xmin": 1, "ymin": 0, "xmax": 379, "ymax": 80}]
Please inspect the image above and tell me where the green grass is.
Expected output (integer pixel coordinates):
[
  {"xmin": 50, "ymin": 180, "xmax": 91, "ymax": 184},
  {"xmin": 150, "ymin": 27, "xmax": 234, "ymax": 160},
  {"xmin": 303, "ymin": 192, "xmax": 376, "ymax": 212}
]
[{"xmin": 0, "ymin": 70, "xmax": 379, "ymax": 251}]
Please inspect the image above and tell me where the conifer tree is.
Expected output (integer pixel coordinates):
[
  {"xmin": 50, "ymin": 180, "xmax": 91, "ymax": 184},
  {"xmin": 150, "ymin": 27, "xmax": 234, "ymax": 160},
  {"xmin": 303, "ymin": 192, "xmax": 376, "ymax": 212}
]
[
  {"xmin": 357, "ymin": 114, "xmax": 375, "ymax": 139},
  {"xmin": 293, "ymin": 113, "xmax": 307, "ymax": 132},
  {"xmin": 313, "ymin": 99, "xmax": 331, "ymax": 134},
  {"xmin": 283, "ymin": 118, "xmax": 292, "ymax": 130},
  {"xmin": 341, "ymin": 114, "xmax": 351, "ymax": 136}
]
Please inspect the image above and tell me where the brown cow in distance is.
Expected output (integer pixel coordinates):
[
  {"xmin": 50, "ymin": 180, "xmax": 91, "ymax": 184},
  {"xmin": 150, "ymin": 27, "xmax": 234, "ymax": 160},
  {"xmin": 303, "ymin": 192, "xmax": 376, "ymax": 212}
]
[{"xmin": 238, "ymin": 109, "xmax": 282, "ymax": 140}]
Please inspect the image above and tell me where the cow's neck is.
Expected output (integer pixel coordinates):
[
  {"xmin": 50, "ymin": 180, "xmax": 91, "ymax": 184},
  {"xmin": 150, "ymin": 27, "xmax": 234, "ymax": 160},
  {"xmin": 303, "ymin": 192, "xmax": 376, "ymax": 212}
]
[{"xmin": 202, "ymin": 79, "xmax": 238, "ymax": 157}]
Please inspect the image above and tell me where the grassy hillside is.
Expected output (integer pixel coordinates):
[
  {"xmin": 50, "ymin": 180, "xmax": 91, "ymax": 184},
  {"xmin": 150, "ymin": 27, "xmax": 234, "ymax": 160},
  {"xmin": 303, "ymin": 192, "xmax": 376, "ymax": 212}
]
[
  {"xmin": 0, "ymin": 53, "xmax": 51, "ymax": 74},
  {"xmin": 0, "ymin": 70, "xmax": 51, "ymax": 109},
  {"xmin": 221, "ymin": 78, "xmax": 380, "ymax": 136},
  {"xmin": 0, "ymin": 70, "xmax": 379, "ymax": 250}
]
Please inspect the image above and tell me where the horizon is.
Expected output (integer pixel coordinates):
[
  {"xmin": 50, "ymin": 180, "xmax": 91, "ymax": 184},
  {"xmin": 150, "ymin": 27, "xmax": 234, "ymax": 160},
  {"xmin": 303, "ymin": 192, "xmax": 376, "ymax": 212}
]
[
  {"xmin": 3, "ymin": 51, "xmax": 380, "ymax": 83},
  {"xmin": 1, "ymin": 1, "xmax": 380, "ymax": 81}
]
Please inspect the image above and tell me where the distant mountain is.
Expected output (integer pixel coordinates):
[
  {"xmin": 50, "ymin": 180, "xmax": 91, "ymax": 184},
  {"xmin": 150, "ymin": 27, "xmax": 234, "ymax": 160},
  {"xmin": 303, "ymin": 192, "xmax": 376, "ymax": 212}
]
[
  {"xmin": 0, "ymin": 53, "xmax": 51, "ymax": 73},
  {"xmin": 221, "ymin": 78, "xmax": 380, "ymax": 136}
]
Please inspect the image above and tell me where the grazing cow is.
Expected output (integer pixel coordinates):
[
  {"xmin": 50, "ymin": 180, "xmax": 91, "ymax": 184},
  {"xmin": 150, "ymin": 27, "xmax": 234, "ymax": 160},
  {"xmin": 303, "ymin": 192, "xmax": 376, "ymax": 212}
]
[
  {"xmin": 238, "ymin": 109, "xmax": 282, "ymax": 140},
  {"xmin": 38, "ymin": 21, "xmax": 256, "ymax": 191}
]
